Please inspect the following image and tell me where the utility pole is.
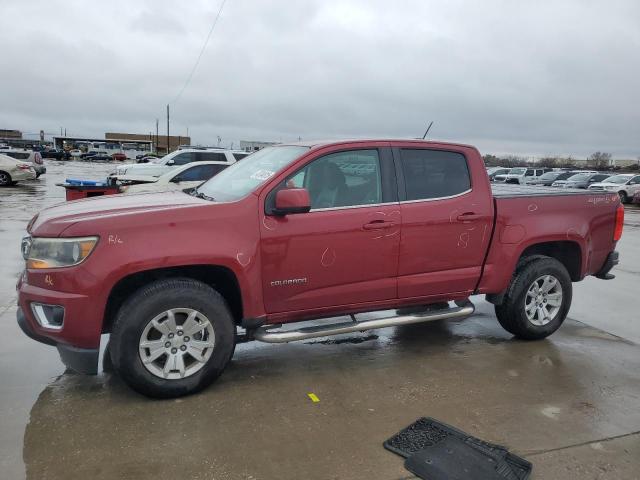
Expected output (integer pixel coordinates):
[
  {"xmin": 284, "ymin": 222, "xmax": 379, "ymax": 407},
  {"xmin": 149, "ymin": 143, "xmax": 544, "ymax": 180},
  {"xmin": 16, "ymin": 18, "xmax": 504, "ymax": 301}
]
[
  {"xmin": 155, "ymin": 119, "xmax": 159, "ymax": 154},
  {"xmin": 166, "ymin": 104, "xmax": 170, "ymax": 153}
]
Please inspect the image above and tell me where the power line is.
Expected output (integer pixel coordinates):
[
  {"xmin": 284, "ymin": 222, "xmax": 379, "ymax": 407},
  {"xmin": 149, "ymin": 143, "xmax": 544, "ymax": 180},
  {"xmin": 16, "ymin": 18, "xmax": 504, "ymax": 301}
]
[{"xmin": 171, "ymin": 0, "xmax": 228, "ymax": 106}]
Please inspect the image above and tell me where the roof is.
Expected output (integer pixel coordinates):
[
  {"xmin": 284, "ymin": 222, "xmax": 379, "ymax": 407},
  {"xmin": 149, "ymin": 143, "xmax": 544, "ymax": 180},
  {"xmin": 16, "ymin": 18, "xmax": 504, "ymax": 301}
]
[{"xmin": 278, "ymin": 138, "xmax": 477, "ymax": 150}]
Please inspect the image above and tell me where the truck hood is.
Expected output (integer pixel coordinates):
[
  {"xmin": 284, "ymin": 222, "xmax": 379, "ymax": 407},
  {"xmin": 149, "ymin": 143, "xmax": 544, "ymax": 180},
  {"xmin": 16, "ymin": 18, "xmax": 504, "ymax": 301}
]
[{"xmin": 29, "ymin": 191, "xmax": 208, "ymax": 237}]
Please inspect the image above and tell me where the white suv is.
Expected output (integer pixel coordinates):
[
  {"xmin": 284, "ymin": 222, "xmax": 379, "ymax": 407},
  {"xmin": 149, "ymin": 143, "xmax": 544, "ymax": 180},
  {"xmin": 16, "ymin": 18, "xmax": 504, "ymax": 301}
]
[
  {"xmin": 588, "ymin": 173, "xmax": 640, "ymax": 203},
  {"xmin": 113, "ymin": 148, "xmax": 248, "ymax": 177},
  {"xmin": 494, "ymin": 167, "xmax": 551, "ymax": 185}
]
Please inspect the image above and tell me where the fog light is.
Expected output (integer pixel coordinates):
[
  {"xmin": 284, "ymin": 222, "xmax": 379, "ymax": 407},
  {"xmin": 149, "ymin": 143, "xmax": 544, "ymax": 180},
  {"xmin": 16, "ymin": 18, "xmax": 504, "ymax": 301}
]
[{"xmin": 30, "ymin": 303, "xmax": 64, "ymax": 330}]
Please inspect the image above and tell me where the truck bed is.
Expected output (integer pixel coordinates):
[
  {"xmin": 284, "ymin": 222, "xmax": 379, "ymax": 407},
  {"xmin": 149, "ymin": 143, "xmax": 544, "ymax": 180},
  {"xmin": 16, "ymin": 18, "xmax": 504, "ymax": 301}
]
[{"xmin": 491, "ymin": 183, "xmax": 599, "ymax": 198}]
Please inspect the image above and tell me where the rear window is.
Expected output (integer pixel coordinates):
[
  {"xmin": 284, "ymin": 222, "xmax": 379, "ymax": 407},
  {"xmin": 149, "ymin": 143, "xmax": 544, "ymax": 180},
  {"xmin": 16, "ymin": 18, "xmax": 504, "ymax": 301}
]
[
  {"xmin": 399, "ymin": 149, "xmax": 471, "ymax": 201},
  {"xmin": 5, "ymin": 152, "xmax": 30, "ymax": 160}
]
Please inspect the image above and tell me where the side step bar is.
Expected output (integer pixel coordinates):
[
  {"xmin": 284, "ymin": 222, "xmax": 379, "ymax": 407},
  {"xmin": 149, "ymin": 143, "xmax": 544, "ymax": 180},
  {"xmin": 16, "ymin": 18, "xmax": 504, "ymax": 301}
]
[{"xmin": 254, "ymin": 301, "xmax": 475, "ymax": 344}]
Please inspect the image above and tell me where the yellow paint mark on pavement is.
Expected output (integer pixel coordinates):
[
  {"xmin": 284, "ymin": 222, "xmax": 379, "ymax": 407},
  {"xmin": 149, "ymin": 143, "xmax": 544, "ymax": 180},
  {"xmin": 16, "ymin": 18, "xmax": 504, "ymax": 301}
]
[{"xmin": 307, "ymin": 393, "xmax": 320, "ymax": 403}]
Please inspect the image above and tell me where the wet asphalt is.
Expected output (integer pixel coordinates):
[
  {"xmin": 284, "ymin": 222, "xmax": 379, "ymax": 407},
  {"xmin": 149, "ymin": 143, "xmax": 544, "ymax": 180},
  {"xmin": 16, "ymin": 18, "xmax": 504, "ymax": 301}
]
[{"xmin": 1, "ymin": 161, "xmax": 639, "ymax": 480}]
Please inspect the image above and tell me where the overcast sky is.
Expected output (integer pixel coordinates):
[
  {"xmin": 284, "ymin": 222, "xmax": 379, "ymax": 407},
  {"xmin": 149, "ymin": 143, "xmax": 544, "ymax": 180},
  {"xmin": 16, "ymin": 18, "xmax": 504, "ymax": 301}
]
[{"xmin": 1, "ymin": 0, "xmax": 639, "ymax": 157}]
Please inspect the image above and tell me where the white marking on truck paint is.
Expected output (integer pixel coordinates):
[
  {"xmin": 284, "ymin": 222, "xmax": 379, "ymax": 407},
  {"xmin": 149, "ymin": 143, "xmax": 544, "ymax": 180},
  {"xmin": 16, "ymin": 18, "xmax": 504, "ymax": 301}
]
[
  {"xmin": 262, "ymin": 217, "xmax": 277, "ymax": 230},
  {"xmin": 527, "ymin": 203, "xmax": 538, "ymax": 212},
  {"xmin": 108, "ymin": 234, "xmax": 123, "ymax": 245},
  {"xmin": 44, "ymin": 274, "xmax": 54, "ymax": 287},
  {"xmin": 236, "ymin": 253, "xmax": 250, "ymax": 267},
  {"xmin": 321, "ymin": 248, "xmax": 336, "ymax": 267},
  {"xmin": 457, "ymin": 232, "xmax": 470, "ymax": 248}
]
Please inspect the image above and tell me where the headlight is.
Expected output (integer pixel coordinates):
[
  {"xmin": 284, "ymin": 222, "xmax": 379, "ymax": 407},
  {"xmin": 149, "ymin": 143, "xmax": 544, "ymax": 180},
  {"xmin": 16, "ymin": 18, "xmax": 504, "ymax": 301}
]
[{"xmin": 23, "ymin": 236, "xmax": 99, "ymax": 269}]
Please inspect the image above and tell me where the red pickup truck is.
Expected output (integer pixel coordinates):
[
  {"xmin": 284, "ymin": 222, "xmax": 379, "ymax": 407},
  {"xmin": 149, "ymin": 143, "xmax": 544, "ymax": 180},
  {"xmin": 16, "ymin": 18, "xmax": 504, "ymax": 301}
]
[{"xmin": 17, "ymin": 139, "xmax": 623, "ymax": 397}]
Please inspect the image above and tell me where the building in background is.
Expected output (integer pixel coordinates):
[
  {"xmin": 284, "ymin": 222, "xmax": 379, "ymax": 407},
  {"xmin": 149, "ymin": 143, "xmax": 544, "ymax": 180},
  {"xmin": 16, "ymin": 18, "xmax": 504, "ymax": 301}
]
[
  {"xmin": 240, "ymin": 140, "xmax": 278, "ymax": 152},
  {"xmin": 0, "ymin": 129, "xmax": 22, "ymax": 140},
  {"xmin": 106, "ymin": 133, "xmax": 191, "ymax": 156}
]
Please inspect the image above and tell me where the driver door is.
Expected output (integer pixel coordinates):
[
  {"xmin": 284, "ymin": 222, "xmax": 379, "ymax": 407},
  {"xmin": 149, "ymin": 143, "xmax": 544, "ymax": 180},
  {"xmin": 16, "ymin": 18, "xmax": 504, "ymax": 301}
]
[{"xmin": 260, "ymin": 147, "xmax": 400, "ymax": 315}]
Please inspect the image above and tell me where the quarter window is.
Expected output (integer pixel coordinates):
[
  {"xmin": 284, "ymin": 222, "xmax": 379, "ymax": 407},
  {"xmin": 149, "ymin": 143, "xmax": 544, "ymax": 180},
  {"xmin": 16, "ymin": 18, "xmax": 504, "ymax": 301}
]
[
  {"xmin": 399, "ymin": 149, "xmax": 471, "ymax": 201},
  {"xmin": 286, "ymin": 149, "xmax": 382, "ymax": 209}
]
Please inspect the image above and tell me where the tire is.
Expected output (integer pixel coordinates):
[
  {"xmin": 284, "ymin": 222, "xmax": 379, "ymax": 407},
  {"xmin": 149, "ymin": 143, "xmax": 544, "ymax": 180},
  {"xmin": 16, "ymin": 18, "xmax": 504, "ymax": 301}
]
[
  {"xmin": 495, "ymin": 256, "xmax": 572, "ymax": 340},
  {"xmin": 618, "ymin": 191, "xmax": 628, "ymax": 204},
  {"xmin": 109, "ymin": 278, "xmax": 236, "ymax": 398},
  {"xmin": 0, "ymin": 171, "xmax": 12, "ymax": 186}
]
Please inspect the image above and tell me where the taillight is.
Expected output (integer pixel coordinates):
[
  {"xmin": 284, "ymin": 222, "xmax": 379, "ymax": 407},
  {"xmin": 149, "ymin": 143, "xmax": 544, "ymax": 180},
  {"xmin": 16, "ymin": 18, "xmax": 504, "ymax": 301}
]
[
  {"xmin": 613, "ymin": 204, "xmax": 624, "ymax": 241},
  {"xmin": 34, "ymin": 152, "xmax": 43, "ymax": 164},
  {"xmin": 18, "ymin": 163, "xmax": 31, "ymax": 170}
]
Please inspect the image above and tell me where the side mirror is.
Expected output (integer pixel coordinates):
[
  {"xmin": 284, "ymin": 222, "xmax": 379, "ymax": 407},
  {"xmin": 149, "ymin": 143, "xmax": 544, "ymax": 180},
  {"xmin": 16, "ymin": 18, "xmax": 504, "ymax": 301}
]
[
  {"xmin": 273, "ymin": 188, "xmax": 311, "ymax": 216},
  {"xmin": 170, "ymin": 176, "xmax": 181, "ymax": 183},
  {"xmin": 167, "ymin": 159, "xmax": 175, "ymax": 165}
]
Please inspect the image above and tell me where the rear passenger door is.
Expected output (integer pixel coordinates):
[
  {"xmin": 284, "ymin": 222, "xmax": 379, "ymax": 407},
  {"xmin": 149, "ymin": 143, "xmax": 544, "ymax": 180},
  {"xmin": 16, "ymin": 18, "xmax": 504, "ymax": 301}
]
[{"xmin": 394, "ymin": 147, "xmax": 493, "ymax": 299}]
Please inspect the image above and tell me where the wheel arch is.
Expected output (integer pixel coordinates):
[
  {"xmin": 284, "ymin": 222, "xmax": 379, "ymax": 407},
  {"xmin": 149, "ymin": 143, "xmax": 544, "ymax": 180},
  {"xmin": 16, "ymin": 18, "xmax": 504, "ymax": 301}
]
[
  {"xmin": 102, "ymin": 264, "xmax": 243, "ymax": 334},
  {"xmin": 518, "ymin": 240, "xmax": 583, "ymax": 281}
]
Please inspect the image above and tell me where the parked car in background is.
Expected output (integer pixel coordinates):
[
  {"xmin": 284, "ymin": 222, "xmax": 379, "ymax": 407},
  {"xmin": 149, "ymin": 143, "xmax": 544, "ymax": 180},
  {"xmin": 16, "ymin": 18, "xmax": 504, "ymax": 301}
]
[
  {"xmin": 553, "ymin": 172, "xmax": 611, "ymax": 189},
  {"xmin": 494, "ymin": 167, "xmax": 551, "ymax": 184},
  {"xmin": 69, "ymin": 149, "xmax": 82, "ymax": 158},
  {"xmin": 116, "ymin": 161, "xmax": 231, "ymax": 195},
  {"xmin": 111, "ymin": 153, "xmax": 127, "ymax": 161},
  {"xmin": 136, "ymin": 155, "xmax": 161, "ymax": 164},
  {"xmin": 89, "ymin": 153, "xmax": 112, "ymax": 161},
  {"xmin": 486, "ymin": 167, "xmax": 511, "ymax": 181},
  {"xmin": 0, "ymin": 153, "xmax": 36, "ymax": 186},
  {"xmin": 1, "ymin": 149, "xmax": 46, "ymax": 177},
  {"xmin": 529, "ymin": 170, "xmax": 579, "ymax": 186},
  {"xmin": 112, "ymin": 148, "xmax": 245, "ymax": 177},
  {"xmin": 588, "ymin": 173, "xmax": 640, "ymax": 203},
  {"xmin": 41, "ymin": 148, "xmax": 65, "ymax": 160},
  {"xmin": 632, "ymin": 190, "xmax": 640, "ymax": 205}
]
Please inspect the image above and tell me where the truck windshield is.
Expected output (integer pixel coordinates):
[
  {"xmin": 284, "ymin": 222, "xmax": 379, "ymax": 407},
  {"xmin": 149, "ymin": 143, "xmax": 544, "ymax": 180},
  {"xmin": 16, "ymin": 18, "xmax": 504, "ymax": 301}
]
[{"xmin": 195, "ymin": 146, "xmax": 309, "ymax": 202}]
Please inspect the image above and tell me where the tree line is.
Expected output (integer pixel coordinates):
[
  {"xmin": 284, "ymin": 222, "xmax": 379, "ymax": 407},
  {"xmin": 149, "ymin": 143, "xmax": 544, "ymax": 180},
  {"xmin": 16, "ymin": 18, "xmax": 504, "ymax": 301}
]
[{"xmin": 483, "ymin": 152, "xmax": 639, "ymax": 171}]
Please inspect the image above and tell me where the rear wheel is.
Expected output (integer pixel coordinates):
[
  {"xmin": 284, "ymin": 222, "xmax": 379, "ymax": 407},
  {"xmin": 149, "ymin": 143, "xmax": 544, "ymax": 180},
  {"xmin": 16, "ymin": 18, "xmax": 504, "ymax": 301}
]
[
  {"xmin": 0, "ymin": 171, "xmax": 12, "ymax": 186},
  {"xmin": 495, "ymin": 256, "xmax": 572, "ymax": 340},
  {"xmin": 618, "ymin": 191, "xmax": 628, "ymax": 204},
  {"xmin": 110, "ymin": 278, "xmax": 236, "ymax": 398}
]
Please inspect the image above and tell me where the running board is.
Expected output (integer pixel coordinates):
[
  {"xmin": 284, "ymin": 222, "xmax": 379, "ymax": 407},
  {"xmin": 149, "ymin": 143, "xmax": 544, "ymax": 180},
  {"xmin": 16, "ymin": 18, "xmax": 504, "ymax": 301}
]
[{"xmin": 254, "ymin": 301, "xmax": 475, "ymax": 344}]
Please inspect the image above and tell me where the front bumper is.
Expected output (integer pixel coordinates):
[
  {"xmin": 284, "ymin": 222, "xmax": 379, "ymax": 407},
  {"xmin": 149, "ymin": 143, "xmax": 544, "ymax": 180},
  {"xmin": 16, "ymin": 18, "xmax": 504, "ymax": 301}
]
[
  {"xmin": 595, "ymin": 251, "xmax": 619, "ymax": 280},
  {"xmin": 17, "ymin": 307, "xmax": 98, "ymax": 374}
]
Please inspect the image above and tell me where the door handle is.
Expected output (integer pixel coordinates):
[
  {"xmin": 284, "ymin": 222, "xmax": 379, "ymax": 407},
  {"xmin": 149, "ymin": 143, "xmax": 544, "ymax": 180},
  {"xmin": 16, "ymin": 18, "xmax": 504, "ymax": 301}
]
[
  {"xmin": 363, "ymin": 220, "xmax": 396, "ymax": 230},
  {"xmin": 456, "ymin": 212, "xmax": 482, "ymax": 222}
]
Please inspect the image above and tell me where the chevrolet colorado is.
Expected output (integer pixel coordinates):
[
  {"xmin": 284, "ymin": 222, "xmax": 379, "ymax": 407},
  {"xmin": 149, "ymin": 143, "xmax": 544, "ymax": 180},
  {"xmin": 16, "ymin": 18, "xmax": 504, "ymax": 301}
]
[{"xmin": 17, "ymin": 139, "xmax": 623, "ymax": 398}]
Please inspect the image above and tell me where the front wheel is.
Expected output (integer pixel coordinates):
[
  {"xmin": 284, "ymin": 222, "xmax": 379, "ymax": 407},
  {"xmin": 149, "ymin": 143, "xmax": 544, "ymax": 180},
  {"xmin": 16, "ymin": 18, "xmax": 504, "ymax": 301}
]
[
  {"xmin": 495, "ymin": 256, "xmax": 572, "ymax": 340},
  {"xmin": 110, "ymin": 278, "xmax": 236, "ymax": 398}
]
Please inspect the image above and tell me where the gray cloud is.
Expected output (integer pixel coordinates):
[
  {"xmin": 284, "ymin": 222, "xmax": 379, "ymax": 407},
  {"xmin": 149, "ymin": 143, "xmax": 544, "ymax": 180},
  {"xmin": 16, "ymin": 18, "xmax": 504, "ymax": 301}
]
[{"xmin": 1, "ymin": 0, "xmax": 639, "ymax": 157}]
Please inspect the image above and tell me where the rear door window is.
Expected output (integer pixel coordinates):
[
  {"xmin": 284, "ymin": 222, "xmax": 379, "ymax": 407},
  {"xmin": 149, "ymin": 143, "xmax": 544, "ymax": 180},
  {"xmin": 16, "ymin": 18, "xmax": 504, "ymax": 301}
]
[
  {"xmin": 198, "ymin": 152, "xmax": 228, "ymax": 162},
  {"xmin": 399, "ymin": 149, "xmax": 471, "ymax": 201},
  {"xmin": 172, "ymin": 152, "xmax": 195, "ymax": 165},
  {"xmin": 174, "ymin": 164, "xmax": 227, "ymax": 181}
]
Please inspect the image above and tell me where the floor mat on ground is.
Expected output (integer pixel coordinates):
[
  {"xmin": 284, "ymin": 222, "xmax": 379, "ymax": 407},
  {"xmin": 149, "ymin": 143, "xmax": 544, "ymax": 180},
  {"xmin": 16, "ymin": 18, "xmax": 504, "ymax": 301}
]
[{"xmin": 384, "ymin": 417, "xmax": 531, "ymax": 480}]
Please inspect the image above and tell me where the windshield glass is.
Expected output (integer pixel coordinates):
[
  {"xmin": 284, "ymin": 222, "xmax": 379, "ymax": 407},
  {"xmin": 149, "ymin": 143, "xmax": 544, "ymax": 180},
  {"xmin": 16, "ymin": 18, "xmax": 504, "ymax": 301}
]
[
  {"xmin": 601, "ymin": 175, "xmax": 629, "ymax": 184},
  {"xmin": 196, "ymin": 146, "xmax": 309, "ymax": 201},
  {"xmin": 568, "ymin": 173, "xmax": 590, "ymax": 181},
  {"xmin": 510, "ymin": 168, "xmax": 526, "ymax": 174}
]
